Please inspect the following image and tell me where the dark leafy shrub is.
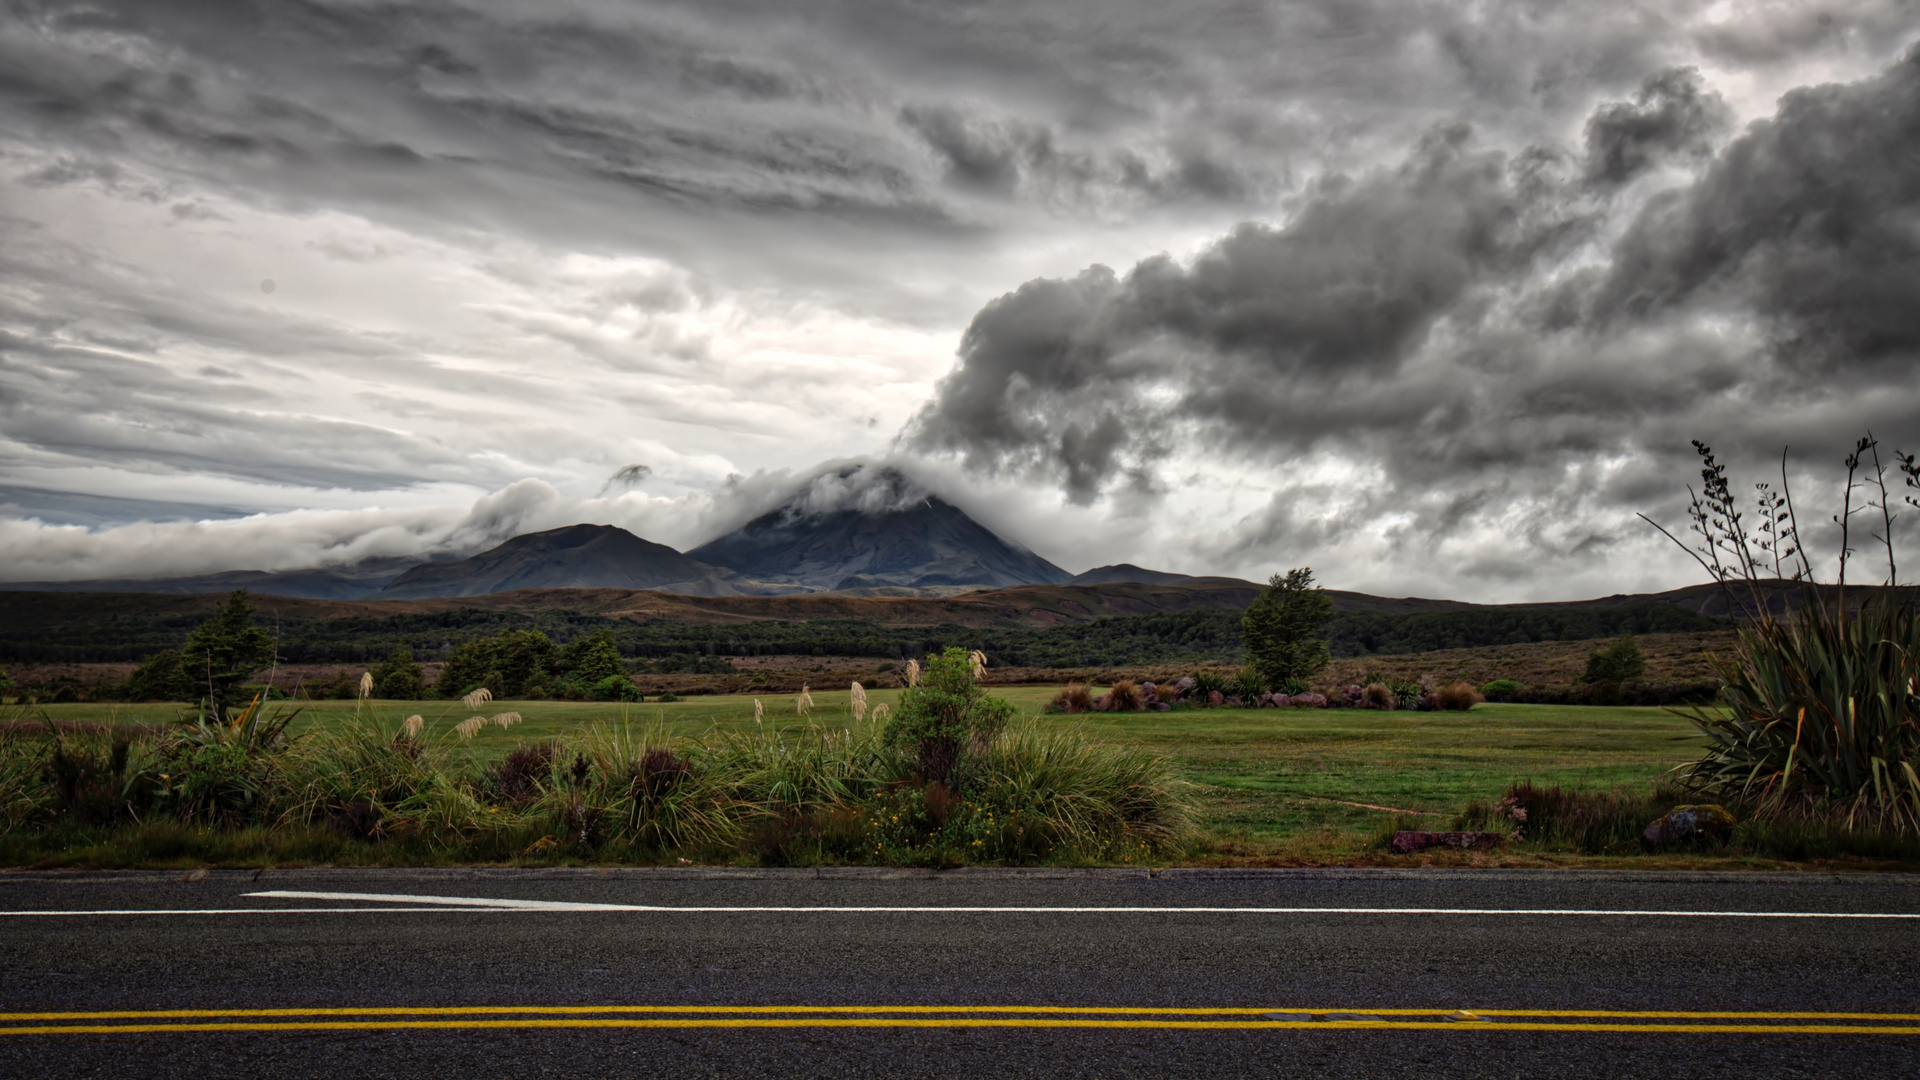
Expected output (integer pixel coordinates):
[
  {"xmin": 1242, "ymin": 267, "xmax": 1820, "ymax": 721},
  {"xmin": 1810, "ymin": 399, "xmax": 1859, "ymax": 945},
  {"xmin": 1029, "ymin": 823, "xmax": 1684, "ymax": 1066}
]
[
  {"xmin": 126, "ymin": 649, "xmax": 195, "ymax": 703},
  {"xmin": 370, "ymin": 646, "xmax": 425, "ymax": 700},
  {"xmin": 1479, "ymin": 679, "xmax": 1525, "ymax": 702},
  {"xmin": 882, "ymin": 647, "xmax": 1013, "ymax": 784},
  {"xmin": 1580, "ymin": 633, "xmax": 1647, "ymax": 685},
  {"xmin": 592, "ymin": 675, "xmax": 645, "ymax": 702},
  {"xmin": 485, "ymin": 742, "xmax": 558, "ymax": 807}
]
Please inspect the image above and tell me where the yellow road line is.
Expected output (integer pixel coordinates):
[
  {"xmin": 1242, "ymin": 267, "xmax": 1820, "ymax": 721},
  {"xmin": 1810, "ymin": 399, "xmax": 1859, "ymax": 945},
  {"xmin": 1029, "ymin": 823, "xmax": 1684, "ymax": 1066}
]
[
  {"xmin": 3, "ymin": 1005, "xmax": 1916, "ymax": 1023},
  {"xmin": 4, "ymin": 1018, "xmax": 1919, "ymax": 1037}
]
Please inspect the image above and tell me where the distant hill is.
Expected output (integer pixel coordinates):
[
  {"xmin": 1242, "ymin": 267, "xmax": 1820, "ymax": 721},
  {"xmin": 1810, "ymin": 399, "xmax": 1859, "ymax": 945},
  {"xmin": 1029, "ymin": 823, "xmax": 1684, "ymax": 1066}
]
[
  {"xmin": 378, "ymin": 524, "xmax": 758, "ymax": 599},
  {"xmin": 0, "ymin": 557, "xmax": 421, "ymax": 600},
  {"xmin": 689, "ymin": 467, "xmax": 1072, "ymax": 590},
  {"xmin": 1073, "ymin": 564, "xmax": 1211, "ymax": 586}
]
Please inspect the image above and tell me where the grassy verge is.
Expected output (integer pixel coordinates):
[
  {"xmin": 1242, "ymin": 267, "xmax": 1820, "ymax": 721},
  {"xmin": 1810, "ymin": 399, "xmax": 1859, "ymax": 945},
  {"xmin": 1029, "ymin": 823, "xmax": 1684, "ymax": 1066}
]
[{"xmin": 9, "ymin": 695, "xmax": 1917, "ymax": 870}]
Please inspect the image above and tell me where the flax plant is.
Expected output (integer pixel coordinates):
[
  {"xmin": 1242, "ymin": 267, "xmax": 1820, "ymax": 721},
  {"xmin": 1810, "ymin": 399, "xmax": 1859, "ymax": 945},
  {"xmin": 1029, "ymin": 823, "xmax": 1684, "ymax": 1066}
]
[{"xmin": 1645, "ymin": 436, "xmax": 1920, "ymax": 832}]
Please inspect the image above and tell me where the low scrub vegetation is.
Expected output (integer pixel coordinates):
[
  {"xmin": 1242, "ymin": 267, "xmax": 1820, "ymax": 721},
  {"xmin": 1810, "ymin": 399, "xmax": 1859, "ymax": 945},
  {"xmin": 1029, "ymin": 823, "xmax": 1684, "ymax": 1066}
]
[{"xmin": 0, "ymin": 650, "xmax": 1186, "ymax": 868}]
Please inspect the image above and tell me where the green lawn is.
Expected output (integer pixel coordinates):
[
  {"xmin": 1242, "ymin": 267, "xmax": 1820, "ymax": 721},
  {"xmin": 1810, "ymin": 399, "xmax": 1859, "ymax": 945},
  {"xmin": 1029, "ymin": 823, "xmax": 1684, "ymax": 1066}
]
[{"xmin": 26, "ymin": 693, "xmax": 1707, "ymax": 858}]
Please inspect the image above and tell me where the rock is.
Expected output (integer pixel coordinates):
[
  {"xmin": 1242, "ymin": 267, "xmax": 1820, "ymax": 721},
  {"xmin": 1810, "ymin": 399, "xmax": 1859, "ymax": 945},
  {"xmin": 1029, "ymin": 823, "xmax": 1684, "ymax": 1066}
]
[
  {"xmin": 1175, "ymin": 676, "xmax": 1197, "ymax": 692},
  {"xmin": 1207, "ymin": 690, "xmax": 1225, "ymax": 706},
  {"xmin": 1269, "ymin": 693, "xmax": 1291, "ymax": 708},
  {"xmin": 1390, "ymin": 830, "xmax": 1506, "ymax": 854},
  {"xmin": 1089, "ymin": 693, "xmax": 1111, "ymax": 712},
  {"xmin": 1153, "ymin": 702, "xmax": 1171, "ymax": 712},
  {"xmin": 1290, "ymin": 692, "xmax": 1328, "ymax": 708},
  {"xmin": 1641, "ymin": 804, "xmax": 1735, "ymax": 848},
  {"xmin": 1140, "ymin": 681, "xmax": 1157, "ymax": 699}
]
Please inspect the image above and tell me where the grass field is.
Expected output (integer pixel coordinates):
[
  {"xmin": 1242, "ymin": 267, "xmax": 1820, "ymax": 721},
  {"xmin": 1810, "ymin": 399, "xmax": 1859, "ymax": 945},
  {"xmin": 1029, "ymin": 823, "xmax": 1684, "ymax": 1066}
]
[{"xmin": 23, "ymin": 691, "xmax": 1721, "ymax": 864}]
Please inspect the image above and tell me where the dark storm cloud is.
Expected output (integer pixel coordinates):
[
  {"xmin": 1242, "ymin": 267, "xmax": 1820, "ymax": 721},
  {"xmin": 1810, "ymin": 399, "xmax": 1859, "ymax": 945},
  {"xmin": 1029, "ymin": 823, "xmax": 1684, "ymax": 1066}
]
[
  {"xmin": 1582, "ymin": 67, "xmax": 1734, "ymax": 185},
  {"xmin": 906, "ymin": 122, "xmax": 1588, "ymax": 501},
  {"xmin": 907, "ymin": 44, "xmax": 1920, "ymax": 555},
  {"xmin": 1598, "ymin": 46, "xmax": 1920, "ymax": 366}
]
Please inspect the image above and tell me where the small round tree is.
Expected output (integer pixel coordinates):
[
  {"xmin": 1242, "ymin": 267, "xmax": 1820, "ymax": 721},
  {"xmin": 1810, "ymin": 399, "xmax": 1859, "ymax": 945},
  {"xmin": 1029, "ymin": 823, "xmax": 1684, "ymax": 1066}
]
[{"xmin": 882, "ymin": 646, "xmax": 1013, "ymax": 784}]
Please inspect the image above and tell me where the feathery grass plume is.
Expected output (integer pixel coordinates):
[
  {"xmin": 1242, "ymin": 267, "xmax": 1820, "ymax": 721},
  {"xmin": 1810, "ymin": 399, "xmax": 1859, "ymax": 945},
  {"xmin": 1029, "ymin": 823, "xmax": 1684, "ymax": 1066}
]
[
  {"xmin": 462, "ymin": 688, "xmax": 493, "ymax": 710},
  {"xmin": 491, "ymin": 712, "xmax": 522, "ymax": 729},
  {"xmin": 455, "ymin": 716, "xmax": 487, "ymax": 739},
  {"xmin": 905, "ymin": 659, "xmax": 920, "ymax": 687},
  {"xmin": 402, "ymin": 715, "xmax": 425, "ymax": 738},
  {"xmin": 796, "ymin": 685, "xmax": 814, "ymax": 716},
  {"xmin": 754, "ymin": 698, "xmax": 765, "ymax": 723},
  {"xmin": 969, "ymin": 650, "xmax": 987, "ymax": 680},
  {"xmin": 282, "ymin": 712, "xmax": 501, "ymax": 847},
  {"xmin": 850, "ymin": 682, "xmax": 868, "ymax": 722},
  {"xmin": 358, "ymin": 672, "xmax": 374, "ymax": 699},
  {"xmin": 870, "ymin": 704, "xmax": 890, "ymax": 723}
]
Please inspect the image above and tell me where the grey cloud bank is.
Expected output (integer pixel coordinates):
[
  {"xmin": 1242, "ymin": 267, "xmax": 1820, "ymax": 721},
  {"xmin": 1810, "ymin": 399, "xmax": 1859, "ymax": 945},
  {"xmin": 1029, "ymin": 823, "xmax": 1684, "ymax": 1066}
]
[{"xmin": 2, "ymin": 1, "xmax": 1918, "ymax": 600}]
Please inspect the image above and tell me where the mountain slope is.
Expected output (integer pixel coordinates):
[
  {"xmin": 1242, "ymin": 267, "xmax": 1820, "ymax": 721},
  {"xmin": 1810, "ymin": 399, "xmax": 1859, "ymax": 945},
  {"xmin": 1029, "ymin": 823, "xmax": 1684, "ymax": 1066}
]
[
  {"xmin": 378, "ymin": 524, "xmax": 750, "ymax": 599},
  {"xmin": 689, "ymin": 470, "xmax": 1071, "ymax": 590}
]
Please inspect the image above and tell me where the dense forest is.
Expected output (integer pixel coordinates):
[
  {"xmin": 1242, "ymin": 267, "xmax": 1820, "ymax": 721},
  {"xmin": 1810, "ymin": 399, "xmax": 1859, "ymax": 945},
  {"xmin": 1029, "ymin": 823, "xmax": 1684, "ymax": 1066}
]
[{"xmin": 0, "ymin": 597, "xmax": 1722, "ymax": 668}]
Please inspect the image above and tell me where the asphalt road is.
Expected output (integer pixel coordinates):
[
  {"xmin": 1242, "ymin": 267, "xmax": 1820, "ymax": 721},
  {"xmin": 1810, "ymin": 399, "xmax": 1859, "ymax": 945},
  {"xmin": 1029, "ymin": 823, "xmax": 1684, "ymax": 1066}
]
[{"xmin": 2, "ymin": 867, "xmax": 1918, "ymax": 1078}]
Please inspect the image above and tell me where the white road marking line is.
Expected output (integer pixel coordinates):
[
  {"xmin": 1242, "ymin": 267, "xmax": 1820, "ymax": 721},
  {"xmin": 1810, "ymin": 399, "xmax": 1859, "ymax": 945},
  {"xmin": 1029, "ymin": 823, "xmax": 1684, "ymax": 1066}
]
[{"xmin": 1, "ymin": 891, "xmax": 1916, "ymax": 918}]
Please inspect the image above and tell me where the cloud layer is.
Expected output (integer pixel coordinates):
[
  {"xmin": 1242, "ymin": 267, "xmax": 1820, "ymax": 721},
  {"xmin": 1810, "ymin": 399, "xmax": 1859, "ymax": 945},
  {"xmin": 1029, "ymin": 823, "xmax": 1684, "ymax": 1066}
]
[{"xmin": 4, "ymin": 2, "xmax": 1920, "ymax": 598}]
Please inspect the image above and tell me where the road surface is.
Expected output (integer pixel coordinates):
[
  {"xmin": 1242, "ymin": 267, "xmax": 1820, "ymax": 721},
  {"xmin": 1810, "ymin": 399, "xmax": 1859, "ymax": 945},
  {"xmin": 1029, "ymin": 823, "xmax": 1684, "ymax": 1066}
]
[{"xmin": 2, "ymin": 866, "xmax": 1917, "ymax": 1077}]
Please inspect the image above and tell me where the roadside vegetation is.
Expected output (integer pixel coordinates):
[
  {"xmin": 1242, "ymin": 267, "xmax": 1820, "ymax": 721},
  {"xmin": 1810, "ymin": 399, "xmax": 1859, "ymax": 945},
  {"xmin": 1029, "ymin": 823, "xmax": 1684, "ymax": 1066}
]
[{"xmin": 0, "ymin": 649, "xmax": 1186, "ymax": 869}]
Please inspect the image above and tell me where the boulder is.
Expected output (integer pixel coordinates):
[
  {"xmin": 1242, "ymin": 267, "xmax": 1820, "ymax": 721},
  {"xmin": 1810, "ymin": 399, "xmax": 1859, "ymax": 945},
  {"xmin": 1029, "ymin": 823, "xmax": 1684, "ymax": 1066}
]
[
  {"xmin": 1153, "ymin": 702, "xmax": 1171, "ymax": 712},
  {"xmin": 1290, "ymin": 692, "xmax": 1328, "ymax": 708},
  {"xmin": 1174, "ymin": 676, "xmax": 1197, "ymax": 692},
  {"xmin": 1390, "ymin": 831, "xmax": 1506, "ymax": 854},
  {"xmin": 1090, "ymin": 693, "xmax": 1111, "ymax": 712},
  {"xmin": 1641, "ymin": 804, "xmax": 1735, "ymax": 848},
  {"xmin": 1207, "ymin": 690, "xmax": 1225, "ymax": 706},
  {"xmin": 1269, "ymin": 693, "xmax": 1292, "ymax": 708}
]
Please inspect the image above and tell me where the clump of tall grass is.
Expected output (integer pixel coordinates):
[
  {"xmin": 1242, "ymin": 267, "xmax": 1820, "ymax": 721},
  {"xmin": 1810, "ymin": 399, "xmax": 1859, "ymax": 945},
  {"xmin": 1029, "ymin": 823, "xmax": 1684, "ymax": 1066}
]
[
  {"xmin": 534, "ymin": 722, "xmax": 742, "ymax": 854},
  {"xmin": 1644, "ymin": 436, "xmax": 1920, "ymax": 833},
  {"xmin": 968, "ymin": 723, "xmax": 1187, "ymax": 862}
]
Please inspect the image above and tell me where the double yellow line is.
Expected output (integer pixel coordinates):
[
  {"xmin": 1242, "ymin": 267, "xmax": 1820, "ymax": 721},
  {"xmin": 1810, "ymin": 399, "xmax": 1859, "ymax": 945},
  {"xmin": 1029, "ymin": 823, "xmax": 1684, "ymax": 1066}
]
[{"xmin": 3, "ymin": 1005, "xmax": 1917, "ymax": 1037}]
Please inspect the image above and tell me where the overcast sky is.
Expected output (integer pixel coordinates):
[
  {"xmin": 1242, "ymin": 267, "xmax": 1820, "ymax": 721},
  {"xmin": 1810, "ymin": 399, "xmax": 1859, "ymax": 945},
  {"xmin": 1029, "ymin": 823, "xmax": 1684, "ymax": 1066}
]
[{"xmin": 4, "ymin": 0, "xmax": 1919, "ymax": 600}]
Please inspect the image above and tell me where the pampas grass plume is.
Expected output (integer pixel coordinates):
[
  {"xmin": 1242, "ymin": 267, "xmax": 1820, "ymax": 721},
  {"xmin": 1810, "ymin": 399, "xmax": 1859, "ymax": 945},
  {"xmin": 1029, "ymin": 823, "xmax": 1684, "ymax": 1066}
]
[
  {"xmin": 492, "ymin": 712, "xmax": 522, "ymax": 728},
  {"xmin": 850, "ymin": 681, "xmax": 868, "ymax": 722},
  {"xmin": 456, "ymin": 715, "xmax": 487, "ymax": 738},
  {"xmin": 969, "ymin": 650, "xmax": 987, "ymax": 680},
  {"xmin": 402, "ymin": 714, "xmax": 425, "ymax": 738},
  {"xmin": 359, "ymin": 671, "xmax": 374, "ymax": 699},
  {"xmin": 463, "ymin": 688, "xmax": 493, "ymax": 710},
  {"xmin": 754, "ymin": 698, "xmax": 765, "ymax": 723},
  {"xmin": 796, "ymin": 684, "xmax": 814, "ymax": 715},
  {"xmin": 905, "ymin": 659, "xmax": 920, "ymax": 687}
]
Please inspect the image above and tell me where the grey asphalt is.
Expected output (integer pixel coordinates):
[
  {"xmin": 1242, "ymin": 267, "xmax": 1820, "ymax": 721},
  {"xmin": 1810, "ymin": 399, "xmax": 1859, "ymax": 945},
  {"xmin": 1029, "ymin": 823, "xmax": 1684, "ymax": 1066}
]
[{"xmin": 2, "ymin": 867, "xmax": 1918, "ymax": 1078}]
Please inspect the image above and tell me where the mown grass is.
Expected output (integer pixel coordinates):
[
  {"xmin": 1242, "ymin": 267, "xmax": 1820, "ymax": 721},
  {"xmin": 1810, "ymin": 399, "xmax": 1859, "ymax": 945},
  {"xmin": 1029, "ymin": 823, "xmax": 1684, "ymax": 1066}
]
[{"xmin": 17, "ymin": 694, "xmax": 1915, "ymax": 869}]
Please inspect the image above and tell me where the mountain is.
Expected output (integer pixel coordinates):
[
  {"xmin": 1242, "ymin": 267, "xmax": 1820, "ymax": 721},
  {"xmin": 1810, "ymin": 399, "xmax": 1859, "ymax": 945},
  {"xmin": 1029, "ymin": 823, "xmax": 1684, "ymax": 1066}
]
[
  {"xmin": 689, "ymin": 468, "xmax": 1072, "ymax": 591},
  {"xmin": 0, "ymin": 557, "xmax": 422, "ymax": 600},
  {"xmin": 377, "ymin": 524, "xmax": 753, "ymax": 599},
  {"xmin": 1071, "ymin": 563, "xmax": 1254, "ymax": 587}
]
